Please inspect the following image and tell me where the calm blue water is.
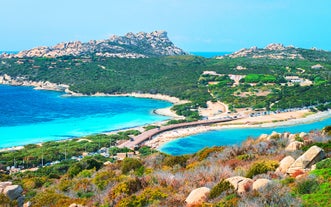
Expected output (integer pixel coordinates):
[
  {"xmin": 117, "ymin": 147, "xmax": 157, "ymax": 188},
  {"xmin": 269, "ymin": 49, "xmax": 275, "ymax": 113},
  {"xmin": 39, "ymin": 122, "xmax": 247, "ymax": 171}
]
[
  {"xmin": 190, "ymin": 52, "xmax": 232, "ymax": 58},
  {"xmin": 160, "ymin": 116, "xmax": 331, "ymax": 155},
  {"xmin": 0, "ymin": 85, "xmax": 171, "ymax": 148}
]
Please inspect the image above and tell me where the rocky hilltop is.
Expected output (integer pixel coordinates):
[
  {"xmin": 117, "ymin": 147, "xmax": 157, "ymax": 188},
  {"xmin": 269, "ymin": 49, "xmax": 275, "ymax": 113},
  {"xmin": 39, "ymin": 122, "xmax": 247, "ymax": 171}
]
[
  {"xmin": 219, "ymin": 43, "xmax": 331, "ymax": 61},
  {"xmin": 3, "ymin": 31, "xmax": 187, "ymax": 58}
]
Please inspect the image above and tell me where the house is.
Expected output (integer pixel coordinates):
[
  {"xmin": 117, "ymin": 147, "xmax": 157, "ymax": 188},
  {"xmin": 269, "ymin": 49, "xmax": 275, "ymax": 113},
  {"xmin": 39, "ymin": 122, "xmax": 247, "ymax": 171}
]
[
  {"xmin": 202, "ymin": 71, "xmax": 219, "ymax": 76},
  {"xmin": 311, "ymin": 64, "xmax": 323, "ymax": 69},
  {"xmin": 285, "ymin": 76, "xmax": 302, "ymax": 83},
  {"xmin": 116, "ymin": 153, "xmax": 127, "ymax": 161}
]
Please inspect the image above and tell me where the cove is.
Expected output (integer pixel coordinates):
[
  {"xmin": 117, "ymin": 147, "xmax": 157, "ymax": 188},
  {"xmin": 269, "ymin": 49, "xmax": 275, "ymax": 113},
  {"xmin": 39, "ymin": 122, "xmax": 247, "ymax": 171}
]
[
  {"xmin": 0, "ymin": 85, "xmax": 171, "ymax": 148},
  {"xmin": 159, "ymin": 116, "xmax": 331, "ymax": 155}
]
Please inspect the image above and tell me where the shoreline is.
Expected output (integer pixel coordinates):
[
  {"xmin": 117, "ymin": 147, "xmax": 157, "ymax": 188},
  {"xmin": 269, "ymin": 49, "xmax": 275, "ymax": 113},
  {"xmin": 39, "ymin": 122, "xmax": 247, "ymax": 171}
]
[
  {"xmin": 145, "ymin": 110, "xmax": 331, "ymax": 149},
  {"xmin": 1, "ymin": 80, "xmax": 331, "ymax": 153}
]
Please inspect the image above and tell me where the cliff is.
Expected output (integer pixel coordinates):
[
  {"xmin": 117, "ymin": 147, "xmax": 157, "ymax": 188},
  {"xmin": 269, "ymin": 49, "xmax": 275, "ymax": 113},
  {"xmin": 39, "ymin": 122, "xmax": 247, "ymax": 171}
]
[{"xmin": 3, "ymin": 31, "xmax": 187, "ymax": 58}]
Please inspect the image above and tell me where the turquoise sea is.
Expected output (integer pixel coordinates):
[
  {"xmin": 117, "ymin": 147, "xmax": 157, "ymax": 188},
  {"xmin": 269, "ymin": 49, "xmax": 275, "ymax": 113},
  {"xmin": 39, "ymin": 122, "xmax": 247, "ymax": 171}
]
[
  {"xmin": 159, "ymin": 116, "xmax": 331, "ymax": 155},
  {"xmin": 0, "ymin": 85, "xmax": 171, "ymax": 149}
]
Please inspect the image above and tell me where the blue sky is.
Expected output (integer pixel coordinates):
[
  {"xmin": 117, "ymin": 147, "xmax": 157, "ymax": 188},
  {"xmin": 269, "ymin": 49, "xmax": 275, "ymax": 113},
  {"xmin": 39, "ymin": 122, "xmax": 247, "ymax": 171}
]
[{"xmin": 1, "ymin": 0, "xmax": 331, "ymax": 52}]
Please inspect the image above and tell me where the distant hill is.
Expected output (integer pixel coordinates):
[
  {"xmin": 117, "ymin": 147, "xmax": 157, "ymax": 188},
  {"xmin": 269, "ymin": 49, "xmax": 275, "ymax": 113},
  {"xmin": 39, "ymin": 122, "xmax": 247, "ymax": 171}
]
[
  {"xmin": 218, "ymin": 43, "xmax": 331, "ymax": 62},
  {"xmin": 2, "ymin": 31, "xmax": 187, "ymax": 58}
]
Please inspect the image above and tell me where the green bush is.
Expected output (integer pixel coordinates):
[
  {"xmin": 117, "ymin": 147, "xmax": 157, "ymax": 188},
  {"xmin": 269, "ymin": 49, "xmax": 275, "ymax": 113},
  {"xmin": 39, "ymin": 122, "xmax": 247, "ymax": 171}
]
[
  {"xmin": 209, "ymin": 179, "xmax": 234, "ymax": 199},
  {"xmin": 295, "ymin": 177, "xmax": 319, "ymax": 194},
  {"xmin": 121, "ymin": 158, "xmax": 143, "ymax": 174},
  {"xmin": 246, "ymin": 160, "xmax": 278, "ymax": 178},
  {"xmin": 323, "ymin": 125, "xmax": 331, "ymax": 136},
  {"xmin": 316, "ymin": 158, "xmax": 331, "ymax": 169},
  {"xmin": 163, "ymin": 155, "xmax": 188, "ymax": 167},
  {"xmin": 237, "ymin": 154, "xmax": 255, "ymax": 161},
  {"xmin": 117, "ymin": 187, "xmax": 167, "ymax": 207},
  {"xmin": 67, "ymin": 163, "xmax": 83, "ymax": 178},
  {"xmin": 93, "ymin": 170, "xmax": 115, "ymax": 191},
  {"xmin": 196, "ymin": 146, "xmax": 224, "ymax": 161}
]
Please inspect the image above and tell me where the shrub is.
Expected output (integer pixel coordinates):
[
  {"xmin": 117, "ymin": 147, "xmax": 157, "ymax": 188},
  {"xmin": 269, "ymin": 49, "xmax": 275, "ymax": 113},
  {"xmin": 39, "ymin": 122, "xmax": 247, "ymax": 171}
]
[
  {"xmin": 323, "ymin": 125, "xmax": 331, "ymax": 136},
  {"xmin": 163, "ymin": 155, "xmax": 188, "ymax": 168},
  {"xmin": 67, "ymin": 163, "xmax": 83, "ymax": 178},
  {"xmin": 0, "ymin": 194, "xmax": 11, "ymax": 205},
  {"xmin": 295, "ymin": 177, "xmax": 319, "ymax": 194},
  {"xmin": 281, "ymin": 177, "xmax": 295, "ymax": 185},
  {"xmin": 316, "ymin": 158, "xmax": 331, "ymax": 169},
  {"xmin": 116, "ymin": 187, "xmax": 167, "ymax": 207},
  {"xmin": 239, "ymin": 182, "xmax": 300, "ymax": 207},
  {"xmin": 246, "ymin": 160, "xmax": 278, "ymax": 178},
  {"xmin": 138, "ymin": 146, "xmax": 156, "ymax": 156},
  {"xmin": 216, "ymin": 194, "xmax": 239, "ymax": 207},
  {"xmin": 209, "ymin": 179, "xmax": 234, "ymax": 199},
  {"xmin": 121, "ymin": 158, "xmax": 143, "ymax": 174},
  {"xmin": 110, "ymin": 178, "xmax": 142, "ymax": 198},
  {"xmin": 77, "ymin": 169, "xmax": 94, "ymax": 178},
  {"xmin": 196, "ymin": 146, "xmax": 224, "ymax": 161},
  {"xmin": 93, "ymin": 170, "xmax": 115, "ymax": 191},
  {"xmin": 237, "ymin": 154, "xmax": 255, "ymax": 161}
]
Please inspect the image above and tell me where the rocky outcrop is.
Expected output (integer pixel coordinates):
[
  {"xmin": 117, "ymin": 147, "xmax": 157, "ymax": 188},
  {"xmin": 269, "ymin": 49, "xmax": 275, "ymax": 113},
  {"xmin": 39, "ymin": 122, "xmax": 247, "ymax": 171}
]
[
  {"xmin": 287, "ymin": 146, "xmax": 325, "ymax": 174},
  {"xmin": 4, "ymin": 185, "xmax": 23, "ymax": 200},
  {"xmin": 185, "ymin": 187, "xmax": 210, "ymax": 206},
  {"xmin": 285, "ymin": 141, "xmax": 304, "ymax": 152},
  {"xmin": 226, "ymin": 176, "xmax": 253, "ymax": 193},
  {"xmin": 0, "ymin": 182, "xmax": 24, "ymax": 207},
  {"xmin": 252, "ymin": 179, "xmax": 272, "ymax": 191},
  {"xmin": 221, "ymin": 43, "xmax": 305, "ymax": 60},
  {"xmin": 276, "ymin": 156, "xmax": 295, "ymax": 174},
  {"xmin": 5, "ymin": 31, "xmax": 187, "ymax": 59}
]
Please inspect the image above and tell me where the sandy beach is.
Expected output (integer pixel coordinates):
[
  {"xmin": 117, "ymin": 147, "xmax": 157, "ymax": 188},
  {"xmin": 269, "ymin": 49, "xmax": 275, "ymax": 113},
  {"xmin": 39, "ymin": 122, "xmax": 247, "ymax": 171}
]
[{"xmin": 145, "ymin": 109, "xmax": 331, "ymax": 149}]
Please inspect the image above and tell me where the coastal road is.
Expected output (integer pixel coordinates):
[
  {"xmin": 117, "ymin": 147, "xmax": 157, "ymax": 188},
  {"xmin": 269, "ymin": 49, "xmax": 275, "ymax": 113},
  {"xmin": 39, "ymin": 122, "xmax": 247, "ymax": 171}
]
[{"xmin": 118, "ymin": 117, "xmax": 237, "ymax": 149}]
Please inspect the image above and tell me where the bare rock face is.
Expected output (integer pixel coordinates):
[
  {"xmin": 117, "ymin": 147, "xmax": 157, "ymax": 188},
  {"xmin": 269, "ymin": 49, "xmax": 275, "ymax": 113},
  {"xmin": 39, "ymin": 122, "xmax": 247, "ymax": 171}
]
[
  {"xmin": 0, "ymin": 181, "xmax": 12, "ymax": 193},
  {"xmin": 265, "ymin": 43, "xmax": 286, "ymax": 50},
  {"xmin": 252, "ymin": 179, "xmax": 272, "ymax": 191},
  {"xmin": 287, "ymin": 146, "xmax": 325, "ymax": 174},
  {"xmin": 4, "ymin": 185, "xmax": 23, "ymax": 200},
  {"xmin": 185, "ymin": 187, "xmax": 210, "ymax": 206},
  {"xmin": 285, "ymin": 141, "xmax": 304, "ymax": 152},
  {"xmin": 226, "ymin": 176, "xmax": 253, "ymax": 193},
  {"xmin": 225, "ymin": 43, "xmax": 304, "ymax": 60},
  {"xmin": 10, "ymin": 31, "xmax": 187, "ymax": 59},
  {"xmin": 276, "ymin": 156, "xmax": 295, "ymax": 174}
]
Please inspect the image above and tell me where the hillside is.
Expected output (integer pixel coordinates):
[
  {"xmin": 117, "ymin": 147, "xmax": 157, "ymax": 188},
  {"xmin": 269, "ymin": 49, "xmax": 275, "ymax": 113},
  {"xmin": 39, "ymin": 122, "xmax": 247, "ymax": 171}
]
[
  {"xmin": 1, "ymin": 44, "xmax": 331, "ymax": 120},
  {"xmin": 0, "ymin": 31, "xmax": 187, "ymax": 58},
  {"xmin": 0, "ymin": 127, "xmax": 330, "ymax": 206},
  {"xmin": 219, "ymin": 43, "xmax": 331, "ymax": 62}
]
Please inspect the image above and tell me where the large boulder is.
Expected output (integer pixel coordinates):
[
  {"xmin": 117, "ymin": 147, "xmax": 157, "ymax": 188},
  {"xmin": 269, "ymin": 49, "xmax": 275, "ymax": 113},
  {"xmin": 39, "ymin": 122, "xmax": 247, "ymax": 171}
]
[
  {"xmin": 185, "ymin": 187, "xmax": 210, "ymax": 206},
  {"xmin": 3, "ymin": 185, "xmax": 23, "ymax": 200},
  {"xmin": 285, "ymin": 141, "xmax": 303, "ymax": 152},
  {"xmin": 299, "ymin": 132, "xmax": 307, "ymax": 138},
  {"xmin": 0, "ymin": 181, "xmax": 12, "ymax": 193},
  {"xmin": 276, "ymin": 156, "xmax": 295, "ymax": 174},
  {"xmin": 226, "ymin": 176, "xmax": 253, "ymax": 193},
  {"xmin": 257, "ymin": 134, "xmax": 268, "ymax": 141},
  {"xmin": 252, "ymin": 179, "xmax": 271, "ymax": 191},
  {"xmin": 287, "ymin": 146, "xmax": 325, "ymax": 174}
]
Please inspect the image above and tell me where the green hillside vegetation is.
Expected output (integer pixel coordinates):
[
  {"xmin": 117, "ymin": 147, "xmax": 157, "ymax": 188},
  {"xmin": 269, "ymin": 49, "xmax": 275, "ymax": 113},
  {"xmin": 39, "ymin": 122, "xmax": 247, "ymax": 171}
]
[
  {"xmin": 1, "ymin": 126, "xmax": 330, "ymax": 206},
  {"xmin": 1, "ymin": 51, "xmax": 331, "ymax": 116}
]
